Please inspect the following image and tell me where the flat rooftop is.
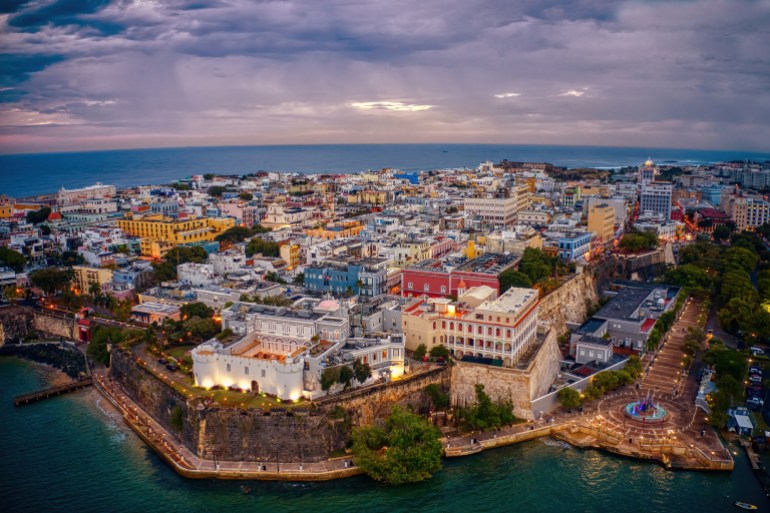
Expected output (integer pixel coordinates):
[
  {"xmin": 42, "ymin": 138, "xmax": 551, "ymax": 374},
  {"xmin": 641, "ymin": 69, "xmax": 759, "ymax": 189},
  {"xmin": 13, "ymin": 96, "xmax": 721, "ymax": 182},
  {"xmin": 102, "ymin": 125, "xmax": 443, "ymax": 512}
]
[{"xmin": 595, "ymin": 285, "xmax": 679, "ymax": 322}]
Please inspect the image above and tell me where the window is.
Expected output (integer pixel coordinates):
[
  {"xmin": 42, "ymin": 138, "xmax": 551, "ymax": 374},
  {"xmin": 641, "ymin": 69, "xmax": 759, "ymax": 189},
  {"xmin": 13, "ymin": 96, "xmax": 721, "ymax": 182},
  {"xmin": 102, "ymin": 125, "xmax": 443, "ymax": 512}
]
[
  {"xmin": 226, "ymin": 363, "xmax": 231, "ymax": 372},
  {"xmin": 441, "ymin": 285, "xmax": 447, "ymax": 293},
  {"xmin": 261, "ymin": 369, "xmax": 266, "ymax": 377},
  {"xmin": 408, "ymin": 282, "xmax": 413, "ymax": 288},
  {"xmin": 424, "ymin": 284, "xmax": 430, "ymax": 291},
  {"xmin": 245, "ymin": 367, "xmax": 249, "ymax": 375}
]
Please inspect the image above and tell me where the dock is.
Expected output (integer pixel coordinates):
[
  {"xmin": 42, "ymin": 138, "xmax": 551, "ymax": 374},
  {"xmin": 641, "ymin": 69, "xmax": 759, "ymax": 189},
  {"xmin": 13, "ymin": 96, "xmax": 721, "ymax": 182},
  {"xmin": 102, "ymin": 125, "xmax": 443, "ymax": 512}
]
[{"xmin": 13, "ymin": 378, "xmax": 94, "ymax": 406}]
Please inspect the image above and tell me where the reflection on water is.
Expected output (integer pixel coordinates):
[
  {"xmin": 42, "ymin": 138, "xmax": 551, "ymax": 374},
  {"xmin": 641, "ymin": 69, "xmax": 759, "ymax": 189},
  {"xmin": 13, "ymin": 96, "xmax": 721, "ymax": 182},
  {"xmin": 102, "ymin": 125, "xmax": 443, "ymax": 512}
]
[{"xmin": 1, "ymin": 358, "xmax": 767, "ymax": 513}]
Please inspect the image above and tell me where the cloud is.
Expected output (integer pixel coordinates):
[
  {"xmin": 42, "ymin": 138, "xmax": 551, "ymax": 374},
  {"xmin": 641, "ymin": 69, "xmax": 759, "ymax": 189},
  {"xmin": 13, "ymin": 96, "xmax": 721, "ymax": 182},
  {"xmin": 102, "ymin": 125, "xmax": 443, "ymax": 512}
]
[
  {"xmin": 0, "ymin": 0, "xmax": 769, "ymax": 153},
  {"xmin": 351, "ymin": 101, "xmax": 434, "ymax": 112}
]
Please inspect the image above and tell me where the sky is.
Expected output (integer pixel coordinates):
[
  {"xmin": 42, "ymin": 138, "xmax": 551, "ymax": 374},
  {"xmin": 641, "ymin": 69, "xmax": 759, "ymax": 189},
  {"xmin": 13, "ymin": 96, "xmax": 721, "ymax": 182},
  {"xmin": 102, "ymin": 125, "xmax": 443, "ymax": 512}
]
[{"xmin": 0, "ymin": 0, "xmax": 769, "ymax": 154}]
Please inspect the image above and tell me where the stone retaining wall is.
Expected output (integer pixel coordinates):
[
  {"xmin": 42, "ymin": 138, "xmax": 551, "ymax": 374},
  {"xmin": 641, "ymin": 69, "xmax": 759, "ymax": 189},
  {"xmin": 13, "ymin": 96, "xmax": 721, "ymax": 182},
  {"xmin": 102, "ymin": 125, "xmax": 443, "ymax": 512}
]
[{"xmin": 450, "ymin": 329, "xmax": 561, "ymax": 420}]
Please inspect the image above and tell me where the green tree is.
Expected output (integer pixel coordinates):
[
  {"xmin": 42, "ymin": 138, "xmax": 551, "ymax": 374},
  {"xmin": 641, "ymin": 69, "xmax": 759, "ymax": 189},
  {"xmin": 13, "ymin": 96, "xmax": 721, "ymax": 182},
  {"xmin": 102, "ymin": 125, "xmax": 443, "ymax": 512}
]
[
  {"xmin": 293, "ymin": 272, "xmax": 305, "ymax": 285},
  {"xmin": 182, "ymin": 316, "xmax": 220, "ymax": 340},
  {"xmin": 3, "ymin": 285, "xmax": 19, "ymax": 303},
  {"xmin": 351, "ymin": 406, "xmax": 442, "ymax": 485},
  {"xmin": 519, "ymin": 248, "xmax": 556, "ymax": 284},
  {"xmin": 0, "ymin": 246, "xmax": 26, "ymax": 273},
  {"xmin": 557, "ymin": 387, "xmax": 583, "ymax": 410},
  {"xmin": 663, "ymin": 264, "xmax": 712, "ymax": 292},
  {"xmin": 180, "ymin": 302, "xmax": 214, "ymax": 319},
  {"xmin": 461, "ymin": 384, "xmax": 516, "ymax": 430},
  {"xmin": 678, "ymin": 241, "xmax": 723, "ymax": 271},
  {"xmin": 712, "ymin": 224, "xmax": 731, "ymax": 243},
  {"xmin": 245, "ymin": 237, "xmax": 280, "ymax": 257},
  {"xmin": 353, "ymin": 358, "xmax": 372, "ymax": 384},
  {"xmin": 29, "ymin": 268, "xmax": 73, "ymax": 295},
  {"xmin": 26, "ymin": 206, "xmax": 51, "ymax": 225},
  {"xmin": 429, "ymin": 344, "xmax": 450, "ymax": 359},
  {"xmin": 499, "ymin": 269, "xmax": 532, "ymax": 292},
  {"xmin": 321, "ymin": 366, "xmax": 341, "ymax": 394},
  {"xmin": 413, "ymin": 343, "xmax": 427, "ymax": 361},
  {"xmin": 719, "ymin": 269, "xmax": 756, "ymax": 304},
  {"xmin": 722, "ymin": 246, "xmax": 759, "ymax": 274},
  {"xmin": 239, "ymin": 192, "xmax": 254, "ymax": 201},
  {"xmin": 619, "ymin": 231, "xmax": 658, "ymax": 252},
  {"xmin": 252, "ymin": 224, "xmax": 271, "ymax": 234},
  {"xmin": 214, "ymin": 226, "xmax": 254, "ymax": 244},
  {"xmin": 425, "ymin": 383, "xmax": 450, "ymax": 409},
  {"xmin": 208, "ymin": 186, "xmax": 227, "ymax": 197},
  {"xmin": 60, "ymin": 250, "xmax": 84, "ymax": 266},
  {"xmin": 152, "ymin": 245, "xmax": 208, "ymax": 282},
  {"xmin": 338, "ymin": 366, "xmax": 354, "ymax": 389}
]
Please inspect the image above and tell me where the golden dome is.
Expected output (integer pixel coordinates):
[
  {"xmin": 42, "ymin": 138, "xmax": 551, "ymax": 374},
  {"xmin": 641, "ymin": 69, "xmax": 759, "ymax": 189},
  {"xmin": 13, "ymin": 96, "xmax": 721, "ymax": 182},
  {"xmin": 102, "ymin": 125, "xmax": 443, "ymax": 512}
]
[{"xmin": 644, "ymin": 158, "xmax": 655, "ymax": 167}]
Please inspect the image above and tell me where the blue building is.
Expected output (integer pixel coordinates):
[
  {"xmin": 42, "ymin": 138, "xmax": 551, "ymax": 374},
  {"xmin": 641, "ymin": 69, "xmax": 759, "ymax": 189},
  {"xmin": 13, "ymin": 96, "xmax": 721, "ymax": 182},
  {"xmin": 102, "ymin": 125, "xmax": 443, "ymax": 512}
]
[
  {"xmin": 701, "ymin": 184, "xmax": 723, "ymax": 206},
  {"xmin": 558, "ymin": 232, "xmax": 592, "ymax": 262},
  {"xmin": 304, "ymin": 258, "xmax": 389, "ymax": 297}
]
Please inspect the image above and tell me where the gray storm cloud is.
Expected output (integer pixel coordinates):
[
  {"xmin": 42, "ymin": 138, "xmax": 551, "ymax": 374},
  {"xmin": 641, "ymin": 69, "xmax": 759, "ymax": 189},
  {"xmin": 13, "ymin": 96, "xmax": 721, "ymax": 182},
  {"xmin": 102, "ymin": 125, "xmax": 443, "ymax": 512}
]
[{"xmin": 0, "ymin": 0, "xmax": 769, "ymax": 153}]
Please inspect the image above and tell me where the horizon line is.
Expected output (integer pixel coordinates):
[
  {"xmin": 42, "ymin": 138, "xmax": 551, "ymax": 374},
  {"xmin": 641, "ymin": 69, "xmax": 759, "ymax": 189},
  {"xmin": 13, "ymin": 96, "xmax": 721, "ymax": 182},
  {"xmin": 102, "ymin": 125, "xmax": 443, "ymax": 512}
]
[{"xmin": 2, "ymin": 141, "xmax": 770, "ymax": 158}]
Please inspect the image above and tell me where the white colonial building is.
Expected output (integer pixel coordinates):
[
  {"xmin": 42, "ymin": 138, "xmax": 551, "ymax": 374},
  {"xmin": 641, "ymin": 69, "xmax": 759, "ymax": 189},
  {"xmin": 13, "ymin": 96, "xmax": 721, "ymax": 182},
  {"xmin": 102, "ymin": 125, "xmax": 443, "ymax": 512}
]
[{"xmin": 192, "ymin": 299, "xmax": 407, "ymax": 400}]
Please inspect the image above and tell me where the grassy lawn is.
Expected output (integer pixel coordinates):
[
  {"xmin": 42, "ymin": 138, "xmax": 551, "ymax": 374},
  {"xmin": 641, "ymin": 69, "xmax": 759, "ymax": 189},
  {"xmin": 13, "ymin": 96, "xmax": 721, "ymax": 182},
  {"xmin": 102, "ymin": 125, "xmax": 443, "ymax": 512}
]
[{"xmin": 167, "ymin": 345, "xmax": 195, "ymax": 366}]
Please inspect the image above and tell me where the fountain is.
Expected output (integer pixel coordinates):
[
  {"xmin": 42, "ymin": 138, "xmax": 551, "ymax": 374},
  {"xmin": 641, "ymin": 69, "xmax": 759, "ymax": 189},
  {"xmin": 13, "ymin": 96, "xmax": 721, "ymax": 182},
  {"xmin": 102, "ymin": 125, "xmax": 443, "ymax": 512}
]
[{"xmin": 623, "ymin": 393, "xmax": 668, "ymax": 423}]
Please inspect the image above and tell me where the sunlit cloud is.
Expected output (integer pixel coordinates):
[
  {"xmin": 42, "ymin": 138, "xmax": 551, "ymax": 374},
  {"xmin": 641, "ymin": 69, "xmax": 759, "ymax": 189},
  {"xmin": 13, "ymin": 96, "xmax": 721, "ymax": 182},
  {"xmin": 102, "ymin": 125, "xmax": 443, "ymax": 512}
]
[
  {"xmin": 351, "ymin": 101, "xmax": 433, "ymax": 112},
  {"xmin": 559, "ymin": 90, "xmax": 585, "ymax": 97},
  {"xmin": 494, "ymin": 92, "xmax": 521, "ymax": 98}
]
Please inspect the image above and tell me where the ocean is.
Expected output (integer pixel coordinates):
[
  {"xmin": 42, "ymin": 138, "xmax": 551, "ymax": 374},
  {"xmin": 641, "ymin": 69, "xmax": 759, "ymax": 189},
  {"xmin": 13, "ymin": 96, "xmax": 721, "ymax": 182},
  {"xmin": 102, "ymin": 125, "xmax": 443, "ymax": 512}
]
[
  {"xmin": 1, "ymin": 144, "xmax": 769, "ymax": 198},
  {"xmin": 1, "ymin": 358, "xmax": 767, "ymax": 513}
]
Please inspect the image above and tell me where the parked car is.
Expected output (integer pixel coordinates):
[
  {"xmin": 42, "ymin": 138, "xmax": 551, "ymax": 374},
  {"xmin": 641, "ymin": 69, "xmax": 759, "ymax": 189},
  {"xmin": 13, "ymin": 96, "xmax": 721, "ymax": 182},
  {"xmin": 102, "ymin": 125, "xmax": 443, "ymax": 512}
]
[
  {"xmin": 751, "ymin": 346, "xmax": 766, "ymax": 356},
  {"xmin": 166, "ymin": 363, "xmax": 178, "ymax": 372},
  {"xmin": 157, "ymin": 358, "xmax": 168, "ymax": 365},
  {"xmin": 749, "ymin": 375, "xmax": 763, "ymax": 383},
  {"xmin": 750, "ymin": 366, "xmax": 763, "ymax": 375}
]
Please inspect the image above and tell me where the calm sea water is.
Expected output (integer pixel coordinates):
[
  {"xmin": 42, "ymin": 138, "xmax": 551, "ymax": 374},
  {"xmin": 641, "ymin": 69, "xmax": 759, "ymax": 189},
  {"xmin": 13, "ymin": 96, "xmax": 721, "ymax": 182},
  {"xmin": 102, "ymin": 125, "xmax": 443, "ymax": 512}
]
[
  {"xmin": 1, "ymin": 144, "xmax": 769, "ymax": 198},
  {"xmin": 1, "ymin": 358, "xmax": 767, "ymax": 513}
]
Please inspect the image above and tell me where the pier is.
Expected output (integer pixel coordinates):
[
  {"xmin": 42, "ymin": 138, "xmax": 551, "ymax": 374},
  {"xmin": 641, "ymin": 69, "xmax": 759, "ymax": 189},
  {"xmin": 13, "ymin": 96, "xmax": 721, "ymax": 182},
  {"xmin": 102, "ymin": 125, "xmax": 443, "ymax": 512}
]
[{"xmin": 13, "ymin": 378, "xmax": 94, "ymax": 406}]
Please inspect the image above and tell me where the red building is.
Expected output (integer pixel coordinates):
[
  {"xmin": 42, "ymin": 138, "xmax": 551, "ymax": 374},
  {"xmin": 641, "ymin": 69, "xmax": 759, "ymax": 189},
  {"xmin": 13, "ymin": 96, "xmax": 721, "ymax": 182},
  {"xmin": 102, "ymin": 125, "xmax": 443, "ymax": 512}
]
[{"xmin": 401, "ymin": 253, "xmax": 519, "ymax": 298}]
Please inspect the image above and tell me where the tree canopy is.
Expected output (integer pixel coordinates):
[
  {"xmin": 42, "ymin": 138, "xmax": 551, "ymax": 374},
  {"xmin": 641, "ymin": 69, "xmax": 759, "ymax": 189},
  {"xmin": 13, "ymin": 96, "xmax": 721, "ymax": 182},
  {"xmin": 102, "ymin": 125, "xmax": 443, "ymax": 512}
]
[
  {"xmin": 26, "ymin": 207, "xmax": 51, "ymax": 225},
  {"xmin": 152, "ymin": 245, "xmax": 208, "ymax": 282},
  {"xmin": 0, "ymin": 246, "xmax": 26, "ymax": 273},
  {"xmin": 180, "ymin": 302, "xmax": 214, "ymax": 319},
  {"xmin": 619, "ymin": 230, "xmax": 658, "ymax": 252},
  {"xmin": 29, "ymin": 268, "xmax": 73, "ymax": 295},
  {"xmin": 214, "ymin": 226, "xmax": 254, "ymax": 245},
  {"xmin": 461, "ymin": 384, "xmax": 516, "ymax": 430},
  {"xmin": 351, "ymin": 406, "xmax": 443, "ymax": 485},
  {"xmin": 245, "ymin": 237, "xmax": 280, "ymax": 257},
  {"xmin": 518, "ymin": 247, "xmax": 558, "ymax": 285},
  {"xmin": 499, "ymin": 269, "xmax": 532, "ymax": 292}
]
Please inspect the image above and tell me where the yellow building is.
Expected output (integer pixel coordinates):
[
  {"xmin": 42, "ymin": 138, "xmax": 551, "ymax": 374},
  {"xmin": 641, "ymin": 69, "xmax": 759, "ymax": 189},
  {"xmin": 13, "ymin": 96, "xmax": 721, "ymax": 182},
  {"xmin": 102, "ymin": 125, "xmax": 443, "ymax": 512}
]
[
  {"xmin": 140, "ymin": 239, "xmax": 175, "ymax": 259},
  {"xmin": 118, "ymin": 214, "xmax": 235, "ymax": 258},
  {"xmin": 72, "ymin": 266, "xmax": 114, "ymax": 294},
  {"xmin": 0, "ymin": 204, "xmax": 12, "ymax": 219},
  {"xmin": 347, "ymin": 190, "xmax": 389, "ymax": 205},
  {"xmin": 305, "ymin": 222, "xmax": 365, "ymax": 240},
  {"xmin": 279, "ymin": 243, "xmax": 302, "ymax": 270},
  {"xmin": 588, "ymin": 204, "xmax": 616, "ymax": 242}
]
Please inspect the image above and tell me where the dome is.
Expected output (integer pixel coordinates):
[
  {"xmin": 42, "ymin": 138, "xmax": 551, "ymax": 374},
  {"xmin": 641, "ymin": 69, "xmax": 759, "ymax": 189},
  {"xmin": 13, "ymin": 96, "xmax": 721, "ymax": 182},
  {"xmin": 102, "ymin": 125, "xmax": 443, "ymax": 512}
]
[
  {"xmin": 644, "ymin": 159, "xmax": 655, "ymax": 167},
  {"xmin": 317, "ymin": 299, "xmax": 340, "ymax": 311},
  {"xmin": 457, "ymin": 279, "xmax": 467, "ymax": 290}
]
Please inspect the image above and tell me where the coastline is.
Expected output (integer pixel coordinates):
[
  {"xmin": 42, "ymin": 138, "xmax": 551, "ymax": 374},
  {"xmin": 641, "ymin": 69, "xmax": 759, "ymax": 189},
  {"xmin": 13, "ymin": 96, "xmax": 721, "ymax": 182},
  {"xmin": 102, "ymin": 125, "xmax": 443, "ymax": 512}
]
[{"xmin": 92, "ymin": 369, "xmax": 733, "ymax": 482}]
